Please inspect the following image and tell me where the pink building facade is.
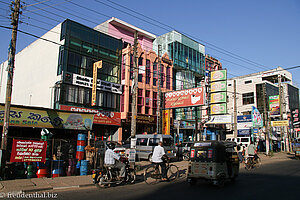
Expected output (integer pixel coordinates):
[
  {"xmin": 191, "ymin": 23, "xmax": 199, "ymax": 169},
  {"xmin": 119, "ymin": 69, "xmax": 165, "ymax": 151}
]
[{"xmin": 95, "ymin": 18, "xmax": 173, "ymax": 142}]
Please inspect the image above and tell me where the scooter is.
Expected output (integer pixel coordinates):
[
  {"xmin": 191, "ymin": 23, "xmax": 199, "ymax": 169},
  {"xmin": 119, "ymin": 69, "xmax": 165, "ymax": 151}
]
[{"xmin": 92, "ymin": 157, "xmax": 136, "ymax": 188}]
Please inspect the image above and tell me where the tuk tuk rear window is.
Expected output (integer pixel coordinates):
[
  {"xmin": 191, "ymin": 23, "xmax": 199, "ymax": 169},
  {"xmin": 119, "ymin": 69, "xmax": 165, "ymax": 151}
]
[
  {"xmin": 191, "ymin": 146, "xmax": 226, "ymax": 163},
  {"xmin": 241, "ymin": 138, "xmax": 249, "ymax": 142}
]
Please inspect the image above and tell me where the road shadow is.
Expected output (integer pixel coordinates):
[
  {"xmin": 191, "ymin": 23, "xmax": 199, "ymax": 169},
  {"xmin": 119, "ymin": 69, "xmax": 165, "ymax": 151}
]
[{"xmin": 129, "ymin": 159, "xmax": 300, "ymax": 200}]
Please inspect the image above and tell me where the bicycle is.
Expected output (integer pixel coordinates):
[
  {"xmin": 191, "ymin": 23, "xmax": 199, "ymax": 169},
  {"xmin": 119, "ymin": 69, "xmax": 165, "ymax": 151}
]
[
  {"xmin": 244, "ymin": 155, "xmax": 262, "ymax": 170},
  {"xmin": 144, "ymin": 160, "xmax": 179, "ymax": 185}
]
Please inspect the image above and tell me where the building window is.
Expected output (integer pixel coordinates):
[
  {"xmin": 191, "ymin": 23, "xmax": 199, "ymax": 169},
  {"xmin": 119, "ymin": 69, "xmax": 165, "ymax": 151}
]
[
  {"xmin": 245, "ymin": 80, "xmax": 252, "ymax": 84},
  {"xmin": 138, "ymin": 57, "xmax": 143, "ymax": 82},
  {"xmin": 146, "ymin": 59, "xmax": 151, "ymax": 84},
  {"xmin": 121, "ymin": 54, "xmax": 126, "ymax": 80},
  {"xmin": 153, "ymin": 62, "xmax": 157, "ymax": 86},
  {"xmin": 242, "ymin": 92, "xmax": 254, "ymax": 105},
  {"xmin": 166, "ymin": 66, "xmax": 171, "ymax": 89}
]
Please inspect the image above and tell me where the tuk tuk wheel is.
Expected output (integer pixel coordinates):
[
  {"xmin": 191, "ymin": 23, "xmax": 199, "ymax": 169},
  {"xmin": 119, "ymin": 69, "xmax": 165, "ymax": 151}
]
[
  {"xmin": 187, "ymin": 178, "xmax": 197, "ymax": 185},
  {"xmin": 217, "ymin": 174, "xmax": 226, "ymax": 188}
]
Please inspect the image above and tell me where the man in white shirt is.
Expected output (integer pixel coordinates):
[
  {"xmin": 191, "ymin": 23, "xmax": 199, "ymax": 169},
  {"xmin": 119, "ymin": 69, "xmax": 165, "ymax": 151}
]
[
  {"xmin": 152, "ymin": 141, "xmax": 168, "ymax": 181},
  {"xmin": 104, "ymin": 142, "xmax": 125, "ymax": 179}
]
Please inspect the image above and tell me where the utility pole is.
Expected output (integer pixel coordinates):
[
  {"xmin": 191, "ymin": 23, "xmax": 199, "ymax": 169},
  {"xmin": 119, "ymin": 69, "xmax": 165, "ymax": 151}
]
[
  {"xmin": 130, "ymin": 31, "xmax": 138, "ymax": 149},
  {"xmin": 263, "ymin": 83, "xmax": 270, "ymax": 155},
  {"xmin": 278, "ymin": 74, "xmax": 287, "ymax": 151},
  {"xmin": 1, "ymin": 0, "xmax": 21, "ymax": 150},
  {"xmin": 233, "ymin": 80, "xmax": 238, "ymax": 138},
  {"xmin": 195, "ymin": 77, "xmax": 198, "ymax": 141},
  {"xmin": 157, "ymin": 45, "xmax": 162, "ymax": 135}
]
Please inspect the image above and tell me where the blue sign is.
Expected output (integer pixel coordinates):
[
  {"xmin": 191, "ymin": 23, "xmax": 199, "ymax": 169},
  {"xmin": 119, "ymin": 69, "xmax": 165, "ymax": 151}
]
[
  {"xmin": 237, "ymin": 115, "xmax": 252, "ymax": 123},
  {"xmin": 253, "ymin": 128, "xmax": 258, "ymax": 134},
  {"xmin": 238, "ymin": 129, "xmax": 251, "ymax": 136},
  {"xmin": 179, "ymin": 133, "xmax": 183, "ymax": 142}
]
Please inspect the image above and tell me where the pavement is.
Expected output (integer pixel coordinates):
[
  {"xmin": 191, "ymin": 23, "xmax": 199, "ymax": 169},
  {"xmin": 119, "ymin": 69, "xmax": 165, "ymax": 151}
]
[{"xmin": 0, "ymin": 152, "xmax": 293, "ymax": 194}]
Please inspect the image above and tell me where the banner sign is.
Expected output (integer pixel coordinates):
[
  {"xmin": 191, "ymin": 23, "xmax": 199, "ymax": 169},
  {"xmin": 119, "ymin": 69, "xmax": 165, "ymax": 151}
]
[
  {"xmin": 164, "ymin": 87, "xmax": 205, "ymax": 109},
  {"xmin": 237, "ymin": 115, "xmax": 252, "ymax": 123},
  {"xmin": 210, "ymin": 92, "xmax": 226, "ymax": 103},
  {"xmin": 73, "ymin": 74, "xmax": 122, "ymax": 95},
  {"xmin": 206, "ymin": 115, "xmax": 232, "ymax": 124},
  {"xmin": 211, "ymin": 81, "xmax": 227, "ymax": 92},
  {"xmin": 126, "ymin": 113, "xmax": 157, "ymax": 124},
  {"xmin": 60, "ymin": 105, "xmax": 121, "ymax": 126},
  {"xmin": 92, "ymin": 61, "xmax": 102, "ymax": 106},
  {"xmin": 238, "ymin": 129, "xmax": 251, "ymax": 136},
  {"xmin": 162, "ymin": 110, "xmax": 170, "ymax": 135},
  {"xmin": 269, "ymin": 95, "xmax": 280, "ymax": 115},
  {"xmin": 292, "ymin": 109, "xmax": 300, "ymax": 128},
  {"xmin": 0, "ymin": 105, "xmax": 94, "ymax": 130},
  {"xmin": 252, "ymin": 106, "xmax": 263, "ymax": 128},
  {"xmin": 237, "ymin": 122, "xmax": 252, "ymax": 129},
  {"xmin": 210, "ymin": 70, "xmax": 227, "ymax": 82},
  {"xmin": 271, "ymin": 120, "xmax": 289, "ymax": 127},
  {"xmin": 210, "ymin": 103, "xmax": 227, "ymax": 115},
  {"xmin": 10, "ymin": 139, "xmax": 47, "ymax": 162}
]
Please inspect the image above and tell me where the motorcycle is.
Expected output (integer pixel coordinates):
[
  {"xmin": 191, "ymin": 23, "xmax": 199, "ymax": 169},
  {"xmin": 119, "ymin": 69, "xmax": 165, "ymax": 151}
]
[{"xmin": 92, "ymin": 157, "xmax": 136, "ymax": 188}]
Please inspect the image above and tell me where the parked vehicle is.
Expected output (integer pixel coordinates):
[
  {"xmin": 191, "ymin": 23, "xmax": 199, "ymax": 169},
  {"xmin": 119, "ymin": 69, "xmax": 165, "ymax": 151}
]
[
  {"xmin": 92, "ymin": 157, "xmax": 136, "ymax": 188},
  {"xmin": 130, "ymin": 134, "xmax": 177, "ymax": 161},
  {"xmin": 187, "ymin": 141, "xmax": 239, "ymax": 187},
  {"xmin": 226, "ymin": 137, "xmax": 250, "ymax": 150},
  {"xmin": 176, "ymin": 142, "xmax": 193, "ymax": 160},
  {"xmin": 294, "ymin": 138, "xmax": 300, "ymax": 159}
]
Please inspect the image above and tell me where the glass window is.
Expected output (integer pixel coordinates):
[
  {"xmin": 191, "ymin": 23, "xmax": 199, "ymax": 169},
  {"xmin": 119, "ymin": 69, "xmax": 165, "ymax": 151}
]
[
  {"xmin": 243, "ymin": 92, "xmax": 254, "ymax": 105},
  {"xmin": 137, "ymin": 138, "xmax": 148, "ymax": 146},
  {"xmin": 149, "ymin": 138, "xmax": 160, "ymax": 146}
]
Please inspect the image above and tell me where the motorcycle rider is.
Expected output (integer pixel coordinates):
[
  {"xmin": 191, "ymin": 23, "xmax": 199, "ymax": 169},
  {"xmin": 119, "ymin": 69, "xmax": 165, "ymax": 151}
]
[
  {"xmin": 152, "ymin": 141, "xmax": 168, "ymax": 181},
  {"xmin": 104, "ymin": 142, "xmax": 126, "ymax": 180}
]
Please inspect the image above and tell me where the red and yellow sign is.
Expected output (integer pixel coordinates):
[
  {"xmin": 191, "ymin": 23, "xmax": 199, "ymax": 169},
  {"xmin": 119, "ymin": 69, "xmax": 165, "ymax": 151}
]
[
  {"xmin": 60, "ymin": 105, "xmax": 121, "ymax": 126},
  {"xmin": 164, "ymin": 87, "xmax": 205, "ymax": 109},
  {"xmin": 0, "ymin": 104, "xmax": 94, "ymax": 130},
  {"xmin": 10, "ymin": 139, "xmax": 47, "ymax": 162},
  {"xmin": 92, "ymin": 60, "xmax": 102, "ymax": 106},
  {"xmin": 163, "ymin": 110, "xmax": 170, "ymax": 135}
]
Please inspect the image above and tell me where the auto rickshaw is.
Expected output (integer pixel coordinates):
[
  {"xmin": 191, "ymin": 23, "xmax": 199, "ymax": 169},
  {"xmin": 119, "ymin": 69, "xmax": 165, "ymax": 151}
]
[{"xmin": 187, "ymin": 141, "xmax": 239, "ymax": 187}]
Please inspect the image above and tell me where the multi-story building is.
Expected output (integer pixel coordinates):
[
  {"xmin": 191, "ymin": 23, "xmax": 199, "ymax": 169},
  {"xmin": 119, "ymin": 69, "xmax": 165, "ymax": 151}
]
[
  {"xmin": 205, "ymin": 54, "xmax": 222, "ymax": 71},
  {"xmin": 227, "ymin": 67, "xmax": 299, "ymax": 149},
  {"xmin": 95, "ymin": 18, "xmax": 174, "ymax": 141},
  {"xmin": 153, "ymin": 31, "xmax": 206, "ymax": 142},
  {"xmin": 0, "ymin": 19, "xmax": 123, "ymax": 140}
]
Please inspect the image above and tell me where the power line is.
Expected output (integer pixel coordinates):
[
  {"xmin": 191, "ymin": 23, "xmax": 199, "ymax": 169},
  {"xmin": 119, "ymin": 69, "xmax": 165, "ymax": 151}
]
[
  {"xmin": 23, "ymin": 0, "xmax": 73, "ymax": 13},
  {"xmin": 100, "ymin": 0, "xmax": 272, "ymax": 71}
]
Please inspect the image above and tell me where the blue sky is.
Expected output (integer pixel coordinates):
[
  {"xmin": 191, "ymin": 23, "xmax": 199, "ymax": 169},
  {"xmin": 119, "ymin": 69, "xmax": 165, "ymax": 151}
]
[{"xmin": 0, "ymin": 0, "xmax": 299, "ymax": 81}]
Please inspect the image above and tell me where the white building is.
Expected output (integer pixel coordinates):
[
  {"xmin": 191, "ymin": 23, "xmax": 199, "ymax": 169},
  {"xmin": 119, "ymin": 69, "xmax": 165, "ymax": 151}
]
[{"xmin": 226, "ymin": 67, "xmax": 299, "ymax": 140}]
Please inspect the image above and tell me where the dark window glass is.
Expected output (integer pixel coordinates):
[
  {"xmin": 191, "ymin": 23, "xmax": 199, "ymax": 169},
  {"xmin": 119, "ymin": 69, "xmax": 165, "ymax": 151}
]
[{"xmin": 242, "ymin": 92, "xmax": 254, "ymax": 105}]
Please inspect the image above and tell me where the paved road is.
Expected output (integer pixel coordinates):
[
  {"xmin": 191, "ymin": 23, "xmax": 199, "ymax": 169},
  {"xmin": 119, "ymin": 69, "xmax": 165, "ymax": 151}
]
[{"xmin": 54, "ymin": 154, "xmax": 300, "ymax": 200}]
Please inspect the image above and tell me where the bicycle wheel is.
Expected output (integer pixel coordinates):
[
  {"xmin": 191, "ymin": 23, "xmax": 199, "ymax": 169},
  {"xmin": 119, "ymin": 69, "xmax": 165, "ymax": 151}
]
[
  {"xmin": 144, "ymin": 166, "xmax": 159, "ymax": 185},
  {"xmin": 255, "ymin": 157, "xmax": 262, "ymax": 168},
  {"xmin": 167, "ymin": 164, "xmax": 179, "ymax": 181},
  {"xmin": 244, "ymin": 159, "xmax": 252, "ymax": 170}
]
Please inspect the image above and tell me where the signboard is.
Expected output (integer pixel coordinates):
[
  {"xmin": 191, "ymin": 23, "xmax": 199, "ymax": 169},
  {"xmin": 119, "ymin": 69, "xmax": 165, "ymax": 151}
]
[
  {"xmin": 210, "ymin": 70, "xmax": 227, "ymax": 82},
  {"xmin": 92, "ymin": 61, "xmax": 102, "ymax": 106},
  {"xmin": 162, "ymin": 110, "xmax": 170, "ymax": 135},
  {"xmin": 252, "ymin": 106, "xmax": 263, "ymax": 128},
  {"xmin": 73, "ymin": 74, "xmax": 122, "ymax": 95},
  {"xmin": 211, "ymin": 81, "xmax": 227, "ymax": 92},
  {"xmin": 210, "ymin": 103, "xmax": 227, "ymax": 115},
  {"xmin": 206, "ymin": 115, "xmax": 232, "ymax": 124},
  {"xmin": 139, "ymin": 66, "xmax": 145, "ymax": 74},
  {"xmin": 10, "ymin": 139, "xmax": 47, "ymax": 162},
  {"xmin": 292, "ymin": 109, "xmax": 300, "ymax": 128},
  {"xmin": 237, "ymin": 122, "xmax": 252, "ymax": 129},
  {"xmin": 271, "ymin": 120, "xmax": 289, "ymax": 127},
  {"xmin": 238, "ymin": 129, "xmax": 251, "ymax": 136},
  {"xmin": 269, "ymin": 95, "xmax": 280, "ymax": 115},
  {"xmin": 126, "ymin": 113, "xmax": 156, "ymax": 124},
  {"xmin": 126, "ymin": 148, "xmax": 136, "ymax": 163},
  {"xmin": 60, "ymin": 105, "xmax": 121, "ymax": 126},
  {"xmin": 237, "ymin": 115, "xmax": 252, "ymax": 123},
  {"xmin": 210, "ymin": 92, "xmax": 226, "ymax": 103},
  {"xmin": 179, "ymin": 133, "xmax": 183, "ymax": 142},
  {"xmin": 0, "ymin": 105, "xmax": 94, "ymax": 130},
  {"xmin": 164, "ymin": 87, "xmax": 205, "ymax": 109}
]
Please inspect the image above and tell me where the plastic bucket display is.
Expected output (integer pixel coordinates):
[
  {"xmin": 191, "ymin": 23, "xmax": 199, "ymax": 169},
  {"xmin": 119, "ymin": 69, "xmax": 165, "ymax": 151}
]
[
  {"xmin": 52, "ymin": 169, "xmax": 64, "ymax": 178},
  {"xmin": 80, "ymin": 160, "xmax": 88, "ymax": 176},
  {"xmin": 37, "ymin": 169, "xmax": 49, "ymax": 178},
  {"xmin": 76, "ymin": 133, "xmax": 86, "ymax": 160}
]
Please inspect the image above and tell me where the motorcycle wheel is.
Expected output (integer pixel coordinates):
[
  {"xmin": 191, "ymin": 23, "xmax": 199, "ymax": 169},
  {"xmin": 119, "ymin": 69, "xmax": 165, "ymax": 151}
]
[
  {"xmin": 96, "ymin": 173, "xmax": 111, "ymax": 189},
  {"xmin": 127, "ymin": 169, "xmax": 136, "ymax": 184}
]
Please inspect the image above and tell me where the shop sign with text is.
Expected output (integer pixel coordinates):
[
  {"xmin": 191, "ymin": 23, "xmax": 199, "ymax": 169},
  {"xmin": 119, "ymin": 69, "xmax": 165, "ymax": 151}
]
[
  {"xmin": 0, "ymin": 104, "xmax": 94, "ymax": 130},
  {"xmin": 210, "ymin": 92, "xmax": 226, "ymax": 103},
  {"xmin": 271, "ymin": 120, "xmax": 289, "ymax": 127},
  {"xmin": 210, "ymin": 70, "xmax": 227, "ymax": 82},
  {"xmin": 60, "ymin": 105, "xmax": 121, "ymax": 126},
  {"xmin": 211, "ymin": 81, "xmax": 227, "ymax": 92},
  {"xmin": 210, "ymin": 103, "xmax": 227, "ymax": 115},
  {"xmin": 10, "ymin": 139, "xmax": 47, "ymax": 162},
  {"xmin": 163, "ymin": 110, "xmax": 170, "ymax": 135},
  {"xmin": 164, "ymin": 87, "xmax": 205, "ymax": 109}
]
